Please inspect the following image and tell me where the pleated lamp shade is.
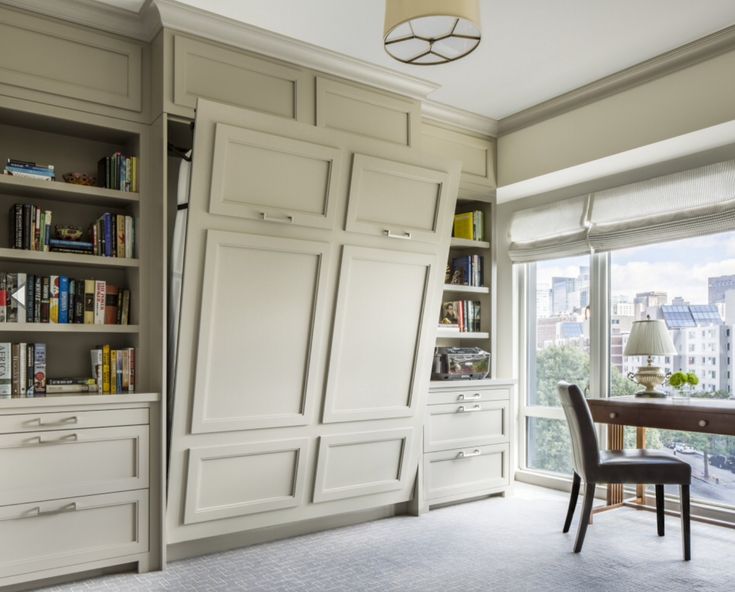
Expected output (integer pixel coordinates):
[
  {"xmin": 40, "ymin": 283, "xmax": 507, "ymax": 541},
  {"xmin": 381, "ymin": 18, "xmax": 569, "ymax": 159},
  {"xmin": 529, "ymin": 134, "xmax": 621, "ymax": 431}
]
[
  {"xmin": 624, "ymin": 319, "xmax": 677, "ymax": 356},
  {"xmin": 384, "ymin": 0, "xmax": 481, "ymax": 65}
]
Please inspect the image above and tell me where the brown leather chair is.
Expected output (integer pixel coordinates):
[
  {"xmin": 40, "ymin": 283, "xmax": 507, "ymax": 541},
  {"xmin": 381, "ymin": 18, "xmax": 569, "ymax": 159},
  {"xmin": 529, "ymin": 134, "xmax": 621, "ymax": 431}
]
[{"xmin": 558, "ymin": 382, "xmax": 692, "ymax": 560}]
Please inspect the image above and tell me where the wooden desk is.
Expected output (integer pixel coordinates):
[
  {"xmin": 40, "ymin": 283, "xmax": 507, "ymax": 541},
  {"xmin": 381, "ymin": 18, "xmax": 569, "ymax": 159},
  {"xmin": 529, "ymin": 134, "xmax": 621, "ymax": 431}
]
[{"xmin": 587, "ymin": 396, "xmax": 735, "ymax": 510}]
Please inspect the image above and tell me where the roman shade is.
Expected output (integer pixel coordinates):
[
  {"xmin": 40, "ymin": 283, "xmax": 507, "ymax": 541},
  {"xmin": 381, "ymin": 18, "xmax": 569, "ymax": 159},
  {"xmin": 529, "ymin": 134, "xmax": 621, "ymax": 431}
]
[{"xmin": 508, "ymin": 159, "xmax": 735, "ymax": 262}]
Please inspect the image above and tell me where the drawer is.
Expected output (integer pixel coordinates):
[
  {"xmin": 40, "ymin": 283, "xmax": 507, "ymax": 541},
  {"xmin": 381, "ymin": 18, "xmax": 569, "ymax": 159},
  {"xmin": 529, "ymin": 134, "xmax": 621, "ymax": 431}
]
[
  {"xmin": 0, "ymin": 426, "xmax": 148, "ymax": 505},
  {"xmin": 424, "ymin": 443, "xmax": 509, "ymax": 503},
  {"xmin": 425, "ymin": 401, "xmax": 508, "ymax": 453},
  {"xmin": 428, "ymin": 386, "xmax": 511, "ymax": 406},
  {"xmin": 0, "ymin": 489, "xmax": 148, "ymax": 579},
  {"xmin": 0, "ymin": 408, "xmax": 149, "ymax": 434}
]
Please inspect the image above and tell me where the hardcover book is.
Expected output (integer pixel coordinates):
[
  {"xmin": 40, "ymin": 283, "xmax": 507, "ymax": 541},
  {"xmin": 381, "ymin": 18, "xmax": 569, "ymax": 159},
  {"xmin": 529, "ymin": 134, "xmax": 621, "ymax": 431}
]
[{"xmin": 0, "ymin": 343, "xmax": 10, "ymax": 397}]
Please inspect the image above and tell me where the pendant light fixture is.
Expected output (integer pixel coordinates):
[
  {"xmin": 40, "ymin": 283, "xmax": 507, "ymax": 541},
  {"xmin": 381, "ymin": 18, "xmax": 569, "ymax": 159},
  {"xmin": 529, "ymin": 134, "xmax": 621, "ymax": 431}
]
[{"xmin": 384, "ymin": 0, "xmax": 481, "ymax": 65}]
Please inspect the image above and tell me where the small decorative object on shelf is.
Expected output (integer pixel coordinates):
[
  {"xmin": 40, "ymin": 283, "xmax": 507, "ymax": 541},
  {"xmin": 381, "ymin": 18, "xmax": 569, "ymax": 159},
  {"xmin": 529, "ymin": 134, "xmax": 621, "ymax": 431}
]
[
  {"xmin": 55, "ymin": 225, "xmax": 84, "ymax": 241},
  {"xmin": 439, "ymin": 299, "xmax": 481, "ymax": 332},
  {"xmin": 432, "ymin": 346, "xmax": 490, "ymax": 381},
  {"xmin": 3, "ymin": 158, "xmax": 55, "ymax": 181},
  {"xmin": 62, "ymin": 172, "xmax": 96, "ymax": 186},
  {"xmin": 668, "ymin": 371, "xmax": 699, "ymax": 400}
]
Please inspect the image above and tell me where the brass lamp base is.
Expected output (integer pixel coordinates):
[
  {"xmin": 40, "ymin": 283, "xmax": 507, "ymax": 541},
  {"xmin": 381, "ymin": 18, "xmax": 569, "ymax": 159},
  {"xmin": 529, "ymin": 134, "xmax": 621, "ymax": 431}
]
[{"xmin": 627, "ymin": 364, "xmax": 670, "ymax": 399}]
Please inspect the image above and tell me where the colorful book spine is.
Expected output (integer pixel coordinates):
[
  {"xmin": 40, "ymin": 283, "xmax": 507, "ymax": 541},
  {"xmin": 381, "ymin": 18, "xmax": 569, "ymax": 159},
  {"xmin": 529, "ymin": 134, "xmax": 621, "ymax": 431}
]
[
  {"xmin": 59, "ymin": 276, "xmax": 69, "ymax": 324},
  {"xmin": 94, "ymin": 280, "xmax": 106, "ymax": 324},
  {"xmin": 0, "ymin": 343, "xmax": 10, "ymax": 398},
  {"xmin": 33, "ymin": 343, "xmax": 46, "ymax": 395},
  {"xmin": 49, "ymin": 275, "xmax": 59, "ymax": 323}
]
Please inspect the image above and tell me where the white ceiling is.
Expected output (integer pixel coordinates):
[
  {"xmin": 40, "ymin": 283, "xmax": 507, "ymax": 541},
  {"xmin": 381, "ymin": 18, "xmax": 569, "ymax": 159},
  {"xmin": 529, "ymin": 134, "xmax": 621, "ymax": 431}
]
[{"xmin": 105, "ymin": 0, "xmax": 735, "ymax": 120}]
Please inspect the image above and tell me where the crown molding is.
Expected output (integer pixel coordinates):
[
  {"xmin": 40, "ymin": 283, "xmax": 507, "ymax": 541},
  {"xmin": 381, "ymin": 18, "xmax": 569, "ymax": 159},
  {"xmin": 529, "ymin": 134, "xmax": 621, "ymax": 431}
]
[
  {"xmin": 421, "ymin": 100, "xmax": 498, "ymax": 137},
  {"xmin": 498, "ymin": 24, "xmax": 735, "ymax": 136},
  {"xmin": 154, "ymin": 0, "xmax": 439, "ymax": 101},
  {"xmin": 0, "ymin": 0, "xmax": 159, "ymax": 41}
]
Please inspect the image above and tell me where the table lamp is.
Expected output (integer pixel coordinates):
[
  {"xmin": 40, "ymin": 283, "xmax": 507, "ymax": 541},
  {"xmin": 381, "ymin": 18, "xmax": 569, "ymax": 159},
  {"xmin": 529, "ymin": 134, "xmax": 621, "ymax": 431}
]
[{"xmin": 623, "ymin": 317, "xmax": 677, "ymax": 398}]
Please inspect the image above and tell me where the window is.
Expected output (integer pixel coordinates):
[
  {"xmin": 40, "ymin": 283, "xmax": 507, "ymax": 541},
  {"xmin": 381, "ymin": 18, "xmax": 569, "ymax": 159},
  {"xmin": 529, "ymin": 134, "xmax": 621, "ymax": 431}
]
[{"xmin": 524, "ymin": 255, "xmax": 590, "ymax": 474}]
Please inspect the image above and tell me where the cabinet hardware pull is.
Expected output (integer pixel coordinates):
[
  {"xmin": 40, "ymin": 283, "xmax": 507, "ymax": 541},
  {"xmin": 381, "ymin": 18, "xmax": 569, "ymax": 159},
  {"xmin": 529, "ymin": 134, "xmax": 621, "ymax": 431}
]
[
  {"xmin": 383, "ymin": 230, "xmax": 412, "ymax": 240},
  {"xmin": 0, "ymin": 502, "xmax": 78, "ymax": 522},
  {"xmin": 28, "ymin": 416, "xmax": 78, "ymax": 427},
  {"xmin": 698, "ymin": 419, "xmax": 709, "ymax": 427},
  {"xmin": 26, "ymin": 433, "xmax": 78, "ymax": 445},
  {"xmin": 458, "ymin": 393, "xmax": 481, "ymax": 401},
  {"xmin": 457, "ymin": 404, "xmax": 482, "ymax": 413},
  {"xmin": 457, "ymin": 449, "xmax": 481, "ymax": 458},
  {"xmin": 260, "ymin": 212, "xmax": 294, "ymax": 224},
  {"xmin": 609, "ymin": 412, "xmax": 618, "ymax": 419}
]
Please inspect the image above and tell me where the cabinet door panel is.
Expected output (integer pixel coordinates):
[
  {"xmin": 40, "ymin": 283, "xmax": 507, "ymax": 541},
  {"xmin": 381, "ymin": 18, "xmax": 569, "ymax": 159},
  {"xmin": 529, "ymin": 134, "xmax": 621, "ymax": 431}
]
[
  {"xmin": 209, "ymin": 123, "xmax": 342, "ymax": 229},
  {"xmin": 313, "ymin": 428, "xmax": 413, "ymax": 502},
  {"xmin": 346, "ymin": 154, "xmax": 450, "ymax": 243},
  {"xmin": 323, "ymin": 246, "xmax": 436, "ymax": 422},
  {"xmin": 190, "ymin": 231, "xmax": 330, "ymax": 433},
  {"xmin": 184, "ymin": 439, "xmax": 309, "ymax": 524}
]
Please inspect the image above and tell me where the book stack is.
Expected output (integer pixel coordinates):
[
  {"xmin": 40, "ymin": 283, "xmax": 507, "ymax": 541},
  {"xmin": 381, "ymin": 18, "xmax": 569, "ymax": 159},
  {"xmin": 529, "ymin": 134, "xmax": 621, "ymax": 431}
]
[
  {"xmin": 46, "ymin": 377, "xmax": 97, "ymax": 395},
  {"xmin": 91, "ymin": 212, "xmax": 135, "ymax": 258},
  {"xmin": 9, "ymin": 204, "xmax": 53, "ymax": 251},
  {"xmin": 90, "ymin": 345, "xmax": 135, "ymax": 394},
  {"xmin": 449, "ymin": 255, "xmax": 484, "ymax": 287},
  {"xmin": 0, "ymin": 273, "xmax": 130, "ymax": 325},
  {"xmin": 3, "ymin": 159, "xmax": 55, "ymax": 181},
  {"xmin": 0, "ymin": 342, "xmax": 46, "ymax": 398},
  {"xmin": 439, "ymin": 300, "xmax": 482, "ymax": 333},
  {"xmin": 453, "ymin": 210, "xmax": 485, "ymax": 241},
  {"xmin": 97, "ymin": 152, "xmax": 138, "ymax": 192}
]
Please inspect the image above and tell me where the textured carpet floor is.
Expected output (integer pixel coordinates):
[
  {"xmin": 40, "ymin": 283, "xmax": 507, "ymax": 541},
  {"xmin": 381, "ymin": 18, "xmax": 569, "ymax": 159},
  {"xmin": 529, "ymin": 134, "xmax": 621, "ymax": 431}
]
[{"xmin": 40, "ymin": 484, "xmax": 735, "ymax": 592}]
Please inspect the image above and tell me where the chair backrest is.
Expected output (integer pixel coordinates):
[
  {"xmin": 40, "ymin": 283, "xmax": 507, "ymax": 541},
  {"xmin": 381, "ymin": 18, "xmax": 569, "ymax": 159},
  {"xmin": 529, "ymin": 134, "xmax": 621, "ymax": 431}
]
[{"xmin": 557, "ymin": 382, "xmax": 600, "ymax": 480}]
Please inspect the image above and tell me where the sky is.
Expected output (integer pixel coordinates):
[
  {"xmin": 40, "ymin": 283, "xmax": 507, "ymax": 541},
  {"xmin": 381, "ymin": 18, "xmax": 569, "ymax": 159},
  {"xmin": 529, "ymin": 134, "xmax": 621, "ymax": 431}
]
[{"xmin": 537, "ymin": 230, "xmax": 735, "ymax": 306}]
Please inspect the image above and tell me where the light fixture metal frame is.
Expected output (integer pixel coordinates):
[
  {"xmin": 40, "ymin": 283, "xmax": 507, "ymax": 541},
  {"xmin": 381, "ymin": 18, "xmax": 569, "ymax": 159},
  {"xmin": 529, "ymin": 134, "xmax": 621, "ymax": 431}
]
[{"xmin": 384, "ymin": 16, "xmax": 481, "ymax": 65}]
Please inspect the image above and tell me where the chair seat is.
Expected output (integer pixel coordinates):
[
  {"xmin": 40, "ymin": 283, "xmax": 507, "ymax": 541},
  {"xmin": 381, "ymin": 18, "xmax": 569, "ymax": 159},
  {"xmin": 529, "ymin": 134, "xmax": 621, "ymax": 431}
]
[{"xmin": 597, "ymin": 449, "xmax": 691, "ymax": 485}]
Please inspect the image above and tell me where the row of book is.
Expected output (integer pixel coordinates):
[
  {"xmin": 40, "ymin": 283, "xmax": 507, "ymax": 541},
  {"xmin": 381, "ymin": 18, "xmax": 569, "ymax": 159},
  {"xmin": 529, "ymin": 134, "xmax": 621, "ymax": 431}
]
[
  {"xmin": 98, "ymin": 152, "xmax": 138, "ymax": 192},
  {"xmin": 0, "ymin": 344, "xmax": 135, "ymax": 397},
  {"xmin": 439, "ymin": 300, "xmax": 482, "ymax": 333},
  {"xmin": 9, "ymin": 204, "xmax": 135, "ymax": 258},
  {"xmin": 453, "ymin": 210, "xmax": 485, "ymax": 242},
  {"xmin": 447, "ymin": 255, "xmax": 485, "ymax": 287},
  {"xmin": 0, "ymin": 273, "xmax": 130, "ymax": 325},
  {"xmin": 3, "ymin": 159, "xmax": 55, "ymax": 181}
]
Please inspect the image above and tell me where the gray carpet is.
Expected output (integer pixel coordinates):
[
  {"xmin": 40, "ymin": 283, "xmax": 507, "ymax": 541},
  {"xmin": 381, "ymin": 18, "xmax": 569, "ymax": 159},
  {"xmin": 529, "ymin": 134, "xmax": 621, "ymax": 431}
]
[{"xmin": 40, "ymin": 484, "xmax": 735, "ymax": 591}]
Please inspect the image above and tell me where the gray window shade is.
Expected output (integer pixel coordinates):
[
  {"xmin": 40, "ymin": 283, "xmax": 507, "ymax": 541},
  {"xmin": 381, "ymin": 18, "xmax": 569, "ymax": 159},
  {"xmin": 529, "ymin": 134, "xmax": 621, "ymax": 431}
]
[{"xmin": 507, "ymin": 159, "xmax": 735, "ymax": 263}]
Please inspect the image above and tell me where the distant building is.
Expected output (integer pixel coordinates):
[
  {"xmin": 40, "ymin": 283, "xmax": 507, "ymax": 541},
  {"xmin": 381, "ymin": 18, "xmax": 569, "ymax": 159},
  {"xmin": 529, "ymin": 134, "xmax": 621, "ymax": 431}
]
[
  {"xmin": 708, "ymin": 274, "xmax": 735, "ymax": 304},
  {"xmin": 551, "ymin": 277, "xmax": 577, "ymax": 315},
  {"xmin": 634, "ymin": 291, "xmax": 667, "ymax": 320}
]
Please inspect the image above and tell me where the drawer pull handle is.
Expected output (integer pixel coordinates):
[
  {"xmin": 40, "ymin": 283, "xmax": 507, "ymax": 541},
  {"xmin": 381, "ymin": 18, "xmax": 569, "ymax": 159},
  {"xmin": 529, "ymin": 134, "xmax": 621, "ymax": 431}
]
[
  {"xmin": 28, "ymin": 416, "xmax": 78, "ymax": 427},
  {"xmin": 27, "ymin": 433, "xmax": 78, "ymax": 445},
  {"xmin": 0, "ymin": 502, "xmax": 79, "ymax": 522},
  {"xmin": 457, "ymin": 404, "xmax": 482, "ymax": 413},
  {"xmin": 260, "ymin": 212, "xmax": 294, "ymax": 224},
  {"xmin": 457, "ymin": 449, "xmax": 481, "ymax": 459},
  {"xmin": 383, "ymin": 229, "xmax": 412, "ymax": 240},
  {"xmin": 609, "ymin": 412, "xmax": 618, "ymax": 419},
  {"xmin": 698, "ymin": 419, "xmax": 709, "ymax": 428},
  {"xmin": 458, "ymin": 393, "xmax": 481, "ymax": 401}
]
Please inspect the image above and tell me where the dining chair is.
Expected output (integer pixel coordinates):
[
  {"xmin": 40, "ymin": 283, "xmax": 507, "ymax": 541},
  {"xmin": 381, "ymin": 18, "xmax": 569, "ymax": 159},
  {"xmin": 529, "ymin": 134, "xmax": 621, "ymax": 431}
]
[{"xmin": 557, "ymin": 382, "xmax": 692, "ymax": 560}]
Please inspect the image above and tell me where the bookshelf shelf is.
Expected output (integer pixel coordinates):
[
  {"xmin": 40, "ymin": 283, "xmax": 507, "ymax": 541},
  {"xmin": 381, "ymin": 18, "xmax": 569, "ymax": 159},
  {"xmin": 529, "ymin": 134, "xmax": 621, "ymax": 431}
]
[
  {"xmin": 436, "ymin": 328, "xmax": 490, "ymax": 339},
  {"xmin": 0, "ymin": 323, "xmax": 139, "ymax": 333},
  {"xmin": 0, "ymin": 174, "xmax": 139, "ymax": 206},
  {"xmin": 0, "ymin": 248, "xmax": 139, "ymax": 268},
  {"xmin": 450, "ymin": 237, "xmax": 490, "ymax": 249},
  {"xmin": 442, "ymin": 284, "xmax": 490, "ymax": 294}
]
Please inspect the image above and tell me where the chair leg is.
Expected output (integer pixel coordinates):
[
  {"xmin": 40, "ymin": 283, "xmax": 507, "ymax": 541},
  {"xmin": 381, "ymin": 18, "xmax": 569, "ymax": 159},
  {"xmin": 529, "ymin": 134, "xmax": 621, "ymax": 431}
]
[
  {"xmin": 563, "ymin": 472, "xmax": 581, "ymax": 533},
  {"xmin": 655, "ymin": 484, "xmax": 665, "ymax": 536},
  {"xmin": 574, "ymin": 481, "xmax": 596, "ymax": 553},
  {"xmin": 680, "ymin": 484, "xmax": 691, "ymax": 561}
]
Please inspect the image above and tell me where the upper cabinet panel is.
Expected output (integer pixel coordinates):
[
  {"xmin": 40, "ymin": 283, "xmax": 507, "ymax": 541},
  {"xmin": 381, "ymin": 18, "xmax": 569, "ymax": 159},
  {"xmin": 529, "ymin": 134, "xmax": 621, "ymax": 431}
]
[
  {"xmin": 421, "ymin": 121, "xmax": 496, "ymax": 193},
  {"xmin": 346, "ymin": 153, "xmax": 451, "ymax": 244},
  {"xmin": 208, "ymin": 123, "xmax": 343, "ymax": 229},
  {"xmin": 0, "ymin": 7, "xmax": 142, "ymax": 115},
  {"xmin": 173, "ymin": 35, "xmax": 308, "ymax": 120},
  {"xmin": 316, "ymin": 77, "xmax": 419, "ymax": 147}
]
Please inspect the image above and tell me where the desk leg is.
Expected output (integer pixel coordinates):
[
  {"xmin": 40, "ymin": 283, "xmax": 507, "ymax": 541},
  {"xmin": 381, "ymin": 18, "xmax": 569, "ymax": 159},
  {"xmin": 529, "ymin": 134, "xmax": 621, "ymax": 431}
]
[
  {"xmin": 607, "ymin": 423, "xmax": 624, "ymax": 506},
  {"xmin": 636, "ymin": 426, "xmax": 646, "ymax": 505}
]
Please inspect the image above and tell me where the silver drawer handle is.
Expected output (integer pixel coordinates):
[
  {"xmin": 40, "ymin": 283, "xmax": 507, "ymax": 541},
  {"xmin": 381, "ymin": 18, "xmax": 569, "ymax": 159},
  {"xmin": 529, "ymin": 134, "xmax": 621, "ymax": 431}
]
[
  {"xmin": 458, "ymin": 393, "xmax": 481, "ymax": 401},
  {"xmin": 27, "ymin": 416, "xmax": 78, "ymax": 427},
  {"xmin": 260, "ymin": 212, "xmax": 294, "ymax": 224},
  {"xmin": 0, "ymin": 502, "xmax": 78, "ymax": 522},
  {"xmin": 26, "ymin": 433, "xmax": 78, "ymax": 445},
  {"xmin": 457, "ymin": 449, "xmax": 481, "ymax": 459},
  {"xmin": 383, "ymin": 229, "xmax": 412, "ymax": 240},
  {"xmin": 457, "ymin": 404, "xmax": 482, "ymax": 413}
]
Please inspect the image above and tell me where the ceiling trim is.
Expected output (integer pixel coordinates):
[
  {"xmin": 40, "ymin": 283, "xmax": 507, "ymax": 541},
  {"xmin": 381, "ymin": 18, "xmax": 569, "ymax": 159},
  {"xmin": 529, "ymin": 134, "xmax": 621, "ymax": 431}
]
[
  {"xmin": 422, "ymin": 100, "xmax": 498, "ymax": 137},
  {"xmin": 498, "ymin": 24, "xmax": 735, "ymax": 136},
  {"xmin": 154, "ymin": 0, "xmax": 440, "ymax": 101}
]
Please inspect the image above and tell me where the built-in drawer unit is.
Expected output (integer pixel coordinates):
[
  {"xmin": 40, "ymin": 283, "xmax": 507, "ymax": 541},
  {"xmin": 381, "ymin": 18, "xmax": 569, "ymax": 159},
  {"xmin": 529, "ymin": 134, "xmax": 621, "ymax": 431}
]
[
  {"xmin": 424, "ymin": 443, "xmax": 509, "ymax": 504},
  {"xmin": 0, "ymin": 489, "xmax": 148, "ymax": 579},
  {"xmin": 427, "ymin": 385, "xmax": 511, "ymax": 406},
  {"xmin": 0, "ymin": 408, "xmax": 149, "ymax": 434},
  {"xmin": 0, "ymin": 425, "xmax": 149, "ymax": 506},
  {"xmin": 425, "ymin": 400, "xmax": 508, "ymax": 453}
]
